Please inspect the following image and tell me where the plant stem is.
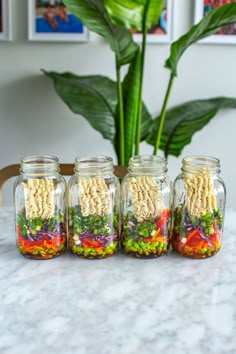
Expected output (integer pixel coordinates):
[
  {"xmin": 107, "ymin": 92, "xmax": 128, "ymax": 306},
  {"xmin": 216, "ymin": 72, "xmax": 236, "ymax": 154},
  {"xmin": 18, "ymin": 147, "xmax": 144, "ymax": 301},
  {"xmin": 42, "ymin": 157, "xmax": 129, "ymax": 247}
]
[
  {"xmin": 135, "ymin": 10, "xmax": 148, "ymax": 155},
  {"xmin": 116, "ymin": 58, "xmax": 125, "ymax": 166},
  {"xmin": 153, "ymin": 73, "xmax": 175, "ymax": 155}
]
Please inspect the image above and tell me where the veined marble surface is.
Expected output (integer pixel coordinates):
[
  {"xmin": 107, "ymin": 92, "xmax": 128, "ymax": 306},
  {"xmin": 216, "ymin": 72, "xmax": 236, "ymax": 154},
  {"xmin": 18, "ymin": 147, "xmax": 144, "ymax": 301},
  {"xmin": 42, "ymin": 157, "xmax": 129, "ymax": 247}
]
[{"xmin": 0, "ymin": 207, "xmax": 235, "ymax": 354}]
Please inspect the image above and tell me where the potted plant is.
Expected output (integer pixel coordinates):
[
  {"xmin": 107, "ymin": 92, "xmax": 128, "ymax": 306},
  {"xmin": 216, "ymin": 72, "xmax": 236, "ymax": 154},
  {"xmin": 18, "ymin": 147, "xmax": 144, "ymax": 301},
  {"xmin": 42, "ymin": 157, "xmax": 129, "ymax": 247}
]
[{"xmin": 44, "ymin": 0, "xmax": 236, "ymax": 166}]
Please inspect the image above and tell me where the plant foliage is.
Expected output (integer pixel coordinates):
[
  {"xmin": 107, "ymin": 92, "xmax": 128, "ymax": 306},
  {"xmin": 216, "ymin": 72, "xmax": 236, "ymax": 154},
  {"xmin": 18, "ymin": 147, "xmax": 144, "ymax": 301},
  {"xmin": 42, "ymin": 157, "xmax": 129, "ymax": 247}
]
[{"xmin": 44, "ymin": 1, "xmax": 236, "ymax": 165}]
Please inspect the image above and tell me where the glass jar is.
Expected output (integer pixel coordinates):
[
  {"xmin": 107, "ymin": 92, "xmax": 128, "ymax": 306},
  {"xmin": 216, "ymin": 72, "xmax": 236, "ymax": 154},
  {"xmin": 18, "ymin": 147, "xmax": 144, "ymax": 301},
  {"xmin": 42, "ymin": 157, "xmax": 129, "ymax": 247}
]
[
  {"xmin": 121, "ymin": 155, "xmax": 172, "ymax": 258},
  {"xmin": 172, "ymin": 156, "xmax": 226, "ymax": 259},
  {"xmin": 14, "ymin": 156, "xmax": 67, "ymax": 260},
  {"xmin": 68, "ymin": 156, "xmax": 120, "ymax": 259}
]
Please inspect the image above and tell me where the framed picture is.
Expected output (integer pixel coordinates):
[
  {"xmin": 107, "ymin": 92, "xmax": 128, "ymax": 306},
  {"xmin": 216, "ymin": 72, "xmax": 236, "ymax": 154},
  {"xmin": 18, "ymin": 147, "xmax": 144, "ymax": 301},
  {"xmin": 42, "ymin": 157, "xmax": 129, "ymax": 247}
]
[
  {"xmin": 0, "ymin": 0, "xmax": 12, "ymax": 41},
  {"xmin": 195, "ymin": 0, "xmax": 236, "ymax": 44},
  {"xmin": 28, "ymin": 0, "xmax": 89, "ymax": 42},
  {"xmin": 131, "ymin": 0, "xmax": 173, "ymax": 43}
]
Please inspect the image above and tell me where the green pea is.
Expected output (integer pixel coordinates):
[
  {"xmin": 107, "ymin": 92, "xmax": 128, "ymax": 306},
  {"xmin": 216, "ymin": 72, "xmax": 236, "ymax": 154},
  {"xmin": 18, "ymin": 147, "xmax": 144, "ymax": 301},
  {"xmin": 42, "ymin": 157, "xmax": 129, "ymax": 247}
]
[
  {"xmin": 59, "ymin": 244, "xmax": 65, "ymax": 251},
  {"xmin": 209, "ymin": 227, "xmax": 214, "ymax": 235},
  {"xmin": 162, "ymin": 244, "xmax": 168, "ymax": 251},
  {"xmin": 131, "ymin": 246, "xmax": 138, "ymax": 252},
  {"xmin": 110, "ymin": 242, "xmax": 117, "ymax": 250},
  {"xmin": 126, "ymin": 239, "xmax": 132, "ymax": 247}
]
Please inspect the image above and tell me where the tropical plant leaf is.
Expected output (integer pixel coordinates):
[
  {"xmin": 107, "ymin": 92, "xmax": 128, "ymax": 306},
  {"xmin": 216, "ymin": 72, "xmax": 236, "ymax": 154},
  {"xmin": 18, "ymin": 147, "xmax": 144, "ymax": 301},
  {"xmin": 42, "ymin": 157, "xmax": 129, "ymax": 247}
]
[
  {"xmin": 122, "ymin": 50, "xmax": 142, "ymax": 165},
  {"xmin": 122, "ymin": 49, "xmax": 153, "ymax": 164},
  {"xmin": 147, "ymin": 97, "xmax": 236, "ymax": 158},
  {"xmin": 63, "ymin": 0, "xmax": 138, "ymax": 65},
  {"xmin": 43, "ymin": 71, "xmax": 117, "ymax": 141},
  {"xmin": 166, "ymin": 3, "xmax": 236, "ymax": 76},
  {"xmin": 141, "ymin": 104, "xmax": 153, "ymax": 142},
  {"xmin": 104, "ymin": 0, "xmax": 165, "ymax": 32}
]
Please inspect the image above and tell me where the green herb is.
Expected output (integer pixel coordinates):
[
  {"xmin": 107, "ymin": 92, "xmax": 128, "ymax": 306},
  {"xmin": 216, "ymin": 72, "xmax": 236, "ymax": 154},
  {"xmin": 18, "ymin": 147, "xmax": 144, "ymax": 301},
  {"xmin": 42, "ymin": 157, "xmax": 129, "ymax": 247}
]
[
  {"xmin": 69, "ymin": 206, "xmax": 117, "ymax": 236},
  {"xmin": 16, "ymin": 208, "xmax": 63, "ymax": 235},
  {"xmin": 134, "ymin": 220, "xmax": 155, "ymax": 238}
]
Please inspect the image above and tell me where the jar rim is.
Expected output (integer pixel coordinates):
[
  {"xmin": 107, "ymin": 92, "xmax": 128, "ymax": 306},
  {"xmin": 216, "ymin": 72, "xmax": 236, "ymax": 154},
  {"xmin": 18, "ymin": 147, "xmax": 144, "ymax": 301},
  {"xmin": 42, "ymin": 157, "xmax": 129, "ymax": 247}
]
[
  {"xmin": 182, "ymin": 155, "xmax": 220, "ymax": 173},
  {"xmin": 74, "ymin": 155, "xmax": 114, "ymax": 174},
  {"xmin": 128, "ymin": 155, "xmax": 167, "ymax": 174},
  {"xmin": 129, "ymin": 155, "xmax": 166, "ymax": 165},
  {"xmin": 75, "ymin": 155, "xmax": 113, "ymax": 165},
  {"xmin": 21, "ymin": 155, "xmax": 59, "ymax": 165},
  {"xmin": 20, "ymin": 155, "xmax": 60, "ymax": 175}
]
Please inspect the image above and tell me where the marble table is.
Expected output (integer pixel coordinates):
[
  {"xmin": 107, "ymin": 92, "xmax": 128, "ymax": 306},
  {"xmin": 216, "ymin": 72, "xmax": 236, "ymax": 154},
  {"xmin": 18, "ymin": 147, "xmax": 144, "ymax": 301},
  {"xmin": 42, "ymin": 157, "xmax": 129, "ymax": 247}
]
[{"xmin": 0, "ymin": 207, "xmax": 235, "ymax": 354}]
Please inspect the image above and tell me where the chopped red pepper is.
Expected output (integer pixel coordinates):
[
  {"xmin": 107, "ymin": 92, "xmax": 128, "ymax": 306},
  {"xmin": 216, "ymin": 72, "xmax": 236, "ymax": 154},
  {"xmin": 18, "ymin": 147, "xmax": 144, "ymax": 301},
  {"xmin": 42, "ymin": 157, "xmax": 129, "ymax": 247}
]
[
  {"xmin": 210, "ymin": 230, "xmax": 221, "ymax": 249},
  {"xmin": 161, "ymin": 209, "xmax": 170, "ymax": 219},
  {"xmin": 82, "ymin": 238, "xmax": 100, "ymax": 248},
  {"xmin": 144, "ymin": 237, "xmax": 152, "ymax": 243},
  {"xmin": 184, "ymin": 229, "xmax": 213, "ymax": 250},
  {"xmin": 156, "ymin": 209, "xmax": 170, "ymax": 234}
]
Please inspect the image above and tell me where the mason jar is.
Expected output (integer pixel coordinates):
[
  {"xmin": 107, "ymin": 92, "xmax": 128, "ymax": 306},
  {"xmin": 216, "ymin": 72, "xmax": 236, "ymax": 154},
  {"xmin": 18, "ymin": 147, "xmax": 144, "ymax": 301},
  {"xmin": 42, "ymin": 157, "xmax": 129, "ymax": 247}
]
[
  {"xmin": 68, "ymin": 156, "xmax": 120, "ymax": 259},
  {"xmin": 14, "ymin": 156, "xmax": 67, "ymax": 260},
  {"xmin": 121, "ymin": 155, "xmax": 172, "ymax": 258},
  {"xmin": 172, "ymin": 156, "xmax": 226, "ymax": 259}
]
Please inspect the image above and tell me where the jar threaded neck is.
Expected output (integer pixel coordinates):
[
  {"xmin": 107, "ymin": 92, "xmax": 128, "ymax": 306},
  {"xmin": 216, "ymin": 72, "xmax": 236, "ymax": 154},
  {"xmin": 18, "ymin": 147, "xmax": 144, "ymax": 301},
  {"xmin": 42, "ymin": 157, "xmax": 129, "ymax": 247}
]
[
  {"xmin": 182, "ymin": 155, "xmax": 220, "ymax": 174},
  {"xmin": 20, "ymin": 156, "xmax": 60, "ymax": 175},
  {"xmin": 128, "ymin": 155, "xmax": 167, "ymax": 175},
  {"xmin": 74, "ymin": 156, "xmax": 114, "ymax": 175}
]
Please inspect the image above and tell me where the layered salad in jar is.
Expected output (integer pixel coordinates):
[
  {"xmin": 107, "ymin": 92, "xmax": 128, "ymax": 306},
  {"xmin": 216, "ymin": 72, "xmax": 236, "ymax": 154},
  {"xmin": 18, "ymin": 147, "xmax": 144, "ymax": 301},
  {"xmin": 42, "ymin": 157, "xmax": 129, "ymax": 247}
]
[
  {"xmin": 16, "ymin": 178, "xmax": 66, "ymax": 259},
  {"xmin": 121, "ymin": 176, "xmax": 170, "ymax": 258},
  {"xmin": 172, "ymin": 168, "xmax": 223, "ymax": 258},
  {"xmin": 69, "ymin": 177, "xmax": 119, "ymax": 259}
]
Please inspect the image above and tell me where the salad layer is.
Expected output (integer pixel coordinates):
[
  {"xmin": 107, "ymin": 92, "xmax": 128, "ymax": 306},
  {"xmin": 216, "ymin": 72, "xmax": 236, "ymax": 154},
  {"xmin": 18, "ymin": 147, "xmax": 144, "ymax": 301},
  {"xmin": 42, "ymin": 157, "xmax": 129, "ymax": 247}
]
[
  {"xmin": 69, "ymin": 206, "xmax": 119, "ymax": 259},
  {"xmin": 121, "ymin": 209, "xmax": 170, "ymax": 258},
  {"xmin": 172, "ymin": 205, "xmax": 223, "ymax": 258},
  {"xmin": 16, "ymin": 208, "xmax": 66, "ymax": 259}
]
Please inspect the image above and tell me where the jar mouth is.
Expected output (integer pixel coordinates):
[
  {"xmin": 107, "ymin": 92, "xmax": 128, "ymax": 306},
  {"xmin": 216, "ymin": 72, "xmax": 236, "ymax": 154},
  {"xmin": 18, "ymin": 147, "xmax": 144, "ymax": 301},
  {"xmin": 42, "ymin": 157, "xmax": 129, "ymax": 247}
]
[
  {"xmin": 20, "ymin": 155, "xmax": 60, "ymax": 174},
  {"xmin": 182, "ymin": 155, "xmax": 220, "ymax": 173},
  {"xmin": 128, "ymin": 155, "xmax": 167, "ymax": 174},
  {"xmin": 74, "ymin": 155, "xmax": 114, "ymax": 174}
]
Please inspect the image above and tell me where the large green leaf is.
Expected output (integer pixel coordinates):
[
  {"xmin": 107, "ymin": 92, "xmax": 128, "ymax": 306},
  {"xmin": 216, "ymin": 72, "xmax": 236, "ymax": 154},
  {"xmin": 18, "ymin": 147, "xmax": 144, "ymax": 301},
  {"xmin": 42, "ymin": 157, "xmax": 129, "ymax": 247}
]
[
  {"xmin": 104, "ymin": 0, "xmax": 164, "ymax": 31},
  {"xmin": 122, "ymin": 50, "xmax": 153, "ymax": 165},
  {"xmin": 43, "ymin": 71, "xmax": 117, "ymax": 141},
  {"xmin": 147, "ymin": 97, "xmax": 236, "ymax": 158},
  {"xmin": 63, "ymin": 0, "xmax": 138, "ymax": 65},
  {"xmin": 122, "ymin": 50, "xmax": 141, "ymax": 165},
  {"xmin": 141, "ymin": 103, "xmax": 153, "ymax": 142},
  {"xmin": 166, "ymin": 3, "xmax": 236, "ymax": 76}
]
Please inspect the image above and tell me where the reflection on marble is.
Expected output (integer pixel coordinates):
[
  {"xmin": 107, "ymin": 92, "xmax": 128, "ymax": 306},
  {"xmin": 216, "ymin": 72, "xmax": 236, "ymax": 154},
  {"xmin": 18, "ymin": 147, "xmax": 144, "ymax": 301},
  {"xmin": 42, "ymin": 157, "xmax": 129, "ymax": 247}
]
[{"xmin": 0, "ymin": 208, "xmax": 235, "ymax": 354}]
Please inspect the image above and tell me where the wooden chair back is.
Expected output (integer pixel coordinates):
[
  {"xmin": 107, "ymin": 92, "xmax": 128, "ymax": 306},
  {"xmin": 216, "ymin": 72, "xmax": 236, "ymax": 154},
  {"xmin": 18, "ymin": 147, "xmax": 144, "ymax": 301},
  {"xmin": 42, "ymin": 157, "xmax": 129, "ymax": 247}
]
[{"xmin": 0, "ymin": 163, "xmax": 127, "ymax": 207}]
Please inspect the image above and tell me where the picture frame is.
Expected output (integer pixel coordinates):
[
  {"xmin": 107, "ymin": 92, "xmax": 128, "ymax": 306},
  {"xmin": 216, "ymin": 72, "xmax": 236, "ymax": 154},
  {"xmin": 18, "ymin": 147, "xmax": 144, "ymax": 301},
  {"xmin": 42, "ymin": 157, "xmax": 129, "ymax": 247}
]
[
  {"xmin": 28, "ymin": 0, "xmax": 89, "ymax": 42},
  {"xmin": 194, "ymin": 0, "xmax": 236, "ymax": 44},
  {"xmin": 131, "ymin": 0, "xmax": 173, "ymax": 43},
  {"xmin": 0, "ymin": 0, "xmax": 12, "ymax": 41}
]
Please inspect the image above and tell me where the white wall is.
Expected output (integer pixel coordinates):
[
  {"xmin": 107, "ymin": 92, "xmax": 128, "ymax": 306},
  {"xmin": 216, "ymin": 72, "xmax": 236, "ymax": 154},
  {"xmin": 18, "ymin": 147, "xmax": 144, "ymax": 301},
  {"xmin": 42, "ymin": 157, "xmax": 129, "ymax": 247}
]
[{"xmin": 1, "ymin": 0, "xmax": 236, "ymax": 207}]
